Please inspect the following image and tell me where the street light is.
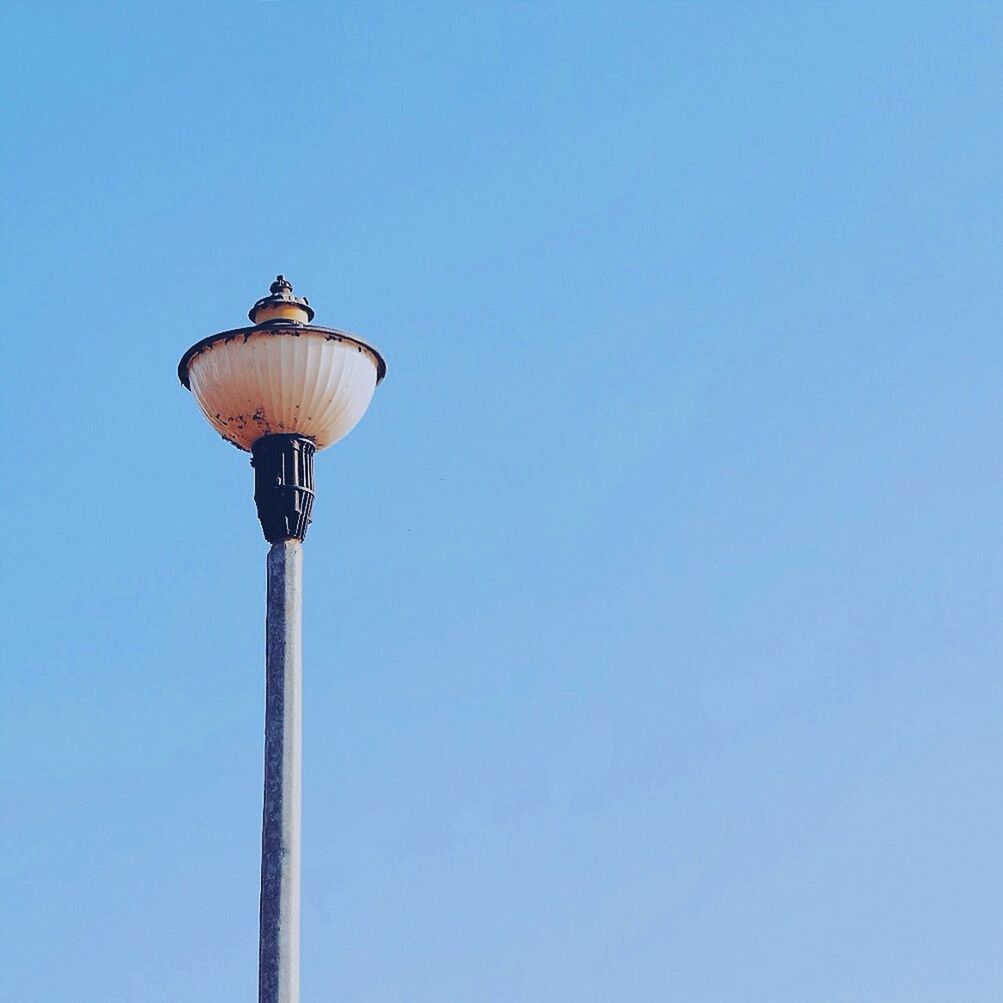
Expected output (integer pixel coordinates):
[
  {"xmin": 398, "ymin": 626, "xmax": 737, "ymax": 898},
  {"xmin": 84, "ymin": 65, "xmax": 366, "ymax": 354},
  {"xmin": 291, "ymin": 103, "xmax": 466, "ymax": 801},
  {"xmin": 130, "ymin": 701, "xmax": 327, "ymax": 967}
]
[{"xmin": 178, "ymin": 277, "xmax": 386, "ymax": 1003}]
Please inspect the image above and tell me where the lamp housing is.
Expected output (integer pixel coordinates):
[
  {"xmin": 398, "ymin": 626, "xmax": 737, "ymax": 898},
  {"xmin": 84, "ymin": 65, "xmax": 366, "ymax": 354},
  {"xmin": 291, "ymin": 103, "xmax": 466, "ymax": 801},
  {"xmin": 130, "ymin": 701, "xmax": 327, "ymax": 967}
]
[
  {"xmin": 178, "ymin": 277, "xmax": 386, "ymax": 542},
  {"xmin": 178, "ymin": 278, "xmax": 386, "ymax": 453}
]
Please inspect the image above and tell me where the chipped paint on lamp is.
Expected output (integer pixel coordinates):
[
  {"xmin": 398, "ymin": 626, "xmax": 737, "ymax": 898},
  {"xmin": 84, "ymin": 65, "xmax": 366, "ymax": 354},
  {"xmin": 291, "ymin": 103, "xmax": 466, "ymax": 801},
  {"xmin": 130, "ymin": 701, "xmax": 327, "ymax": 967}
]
[{"xmin": 178, "ymin": 277, "xmax": 386, "ymax": 451}]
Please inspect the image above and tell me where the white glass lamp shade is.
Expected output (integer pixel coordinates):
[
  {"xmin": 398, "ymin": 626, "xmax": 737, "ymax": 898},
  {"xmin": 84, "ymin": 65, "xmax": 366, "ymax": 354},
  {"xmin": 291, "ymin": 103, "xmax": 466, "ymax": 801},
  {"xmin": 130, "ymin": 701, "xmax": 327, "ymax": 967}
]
[{"xmin": 182, "ymin": 329, "xmax": 383, "ymax": 451}]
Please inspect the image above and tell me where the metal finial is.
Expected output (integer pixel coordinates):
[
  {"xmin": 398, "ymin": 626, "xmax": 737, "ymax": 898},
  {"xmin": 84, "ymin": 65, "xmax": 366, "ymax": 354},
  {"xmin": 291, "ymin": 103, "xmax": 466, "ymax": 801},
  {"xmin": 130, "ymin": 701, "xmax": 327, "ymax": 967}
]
[{"xmin": 249, "ymin": 275, "xmax": 315, "ymax": 324}]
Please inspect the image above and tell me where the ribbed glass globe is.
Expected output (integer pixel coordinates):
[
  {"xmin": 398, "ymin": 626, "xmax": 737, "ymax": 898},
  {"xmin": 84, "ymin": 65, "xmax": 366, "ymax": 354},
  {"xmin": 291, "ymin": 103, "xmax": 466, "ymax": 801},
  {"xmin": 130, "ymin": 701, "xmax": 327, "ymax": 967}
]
[{"xmin": 184, "ymin": 328, "xmax": 382, "ymax": 451}]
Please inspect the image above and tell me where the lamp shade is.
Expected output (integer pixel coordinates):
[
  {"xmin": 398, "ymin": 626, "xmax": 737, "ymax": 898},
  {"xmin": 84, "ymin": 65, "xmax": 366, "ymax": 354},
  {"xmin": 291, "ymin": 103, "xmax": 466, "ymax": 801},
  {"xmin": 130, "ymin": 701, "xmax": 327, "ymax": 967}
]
[{"xmin": 178, "ymin": 279, "xmax": 386, "ymax": 452}]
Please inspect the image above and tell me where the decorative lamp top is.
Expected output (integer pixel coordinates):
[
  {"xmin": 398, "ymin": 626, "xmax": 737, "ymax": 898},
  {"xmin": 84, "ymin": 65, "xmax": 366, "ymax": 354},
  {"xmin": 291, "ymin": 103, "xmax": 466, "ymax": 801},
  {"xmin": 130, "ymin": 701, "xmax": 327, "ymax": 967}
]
[
  {"xmin": 248, "ymin": 274, "xmax": 316, "ymax": 324},
  {"xmin": 179, "ymin": 276, "xmax": 385, "ymax": 451}
]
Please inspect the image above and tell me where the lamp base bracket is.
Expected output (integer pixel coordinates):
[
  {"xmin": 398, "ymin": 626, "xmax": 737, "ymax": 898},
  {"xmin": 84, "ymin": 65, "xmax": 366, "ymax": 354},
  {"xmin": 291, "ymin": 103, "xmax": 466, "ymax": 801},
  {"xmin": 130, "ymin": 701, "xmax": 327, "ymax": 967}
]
[{"xmin": 251, "ymin": 435, "xmax": 316, "ymax": 544}]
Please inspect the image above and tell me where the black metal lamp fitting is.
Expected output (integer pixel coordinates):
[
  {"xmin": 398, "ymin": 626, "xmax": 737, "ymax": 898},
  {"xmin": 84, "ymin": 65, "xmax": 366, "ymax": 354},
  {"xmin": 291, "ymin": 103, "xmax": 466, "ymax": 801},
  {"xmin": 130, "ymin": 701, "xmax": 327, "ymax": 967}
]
[{"xmin": 251, "ymin": 434, "xmax": 316, "ymax": 543}]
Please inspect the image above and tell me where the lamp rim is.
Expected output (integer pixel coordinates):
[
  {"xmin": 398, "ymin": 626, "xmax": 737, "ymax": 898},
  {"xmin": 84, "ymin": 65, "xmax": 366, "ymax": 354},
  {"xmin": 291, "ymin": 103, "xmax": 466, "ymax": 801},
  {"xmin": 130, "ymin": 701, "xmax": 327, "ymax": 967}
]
[{"xmin": 178, "ymin": 322, "xmax": 388, "ymax": 390}]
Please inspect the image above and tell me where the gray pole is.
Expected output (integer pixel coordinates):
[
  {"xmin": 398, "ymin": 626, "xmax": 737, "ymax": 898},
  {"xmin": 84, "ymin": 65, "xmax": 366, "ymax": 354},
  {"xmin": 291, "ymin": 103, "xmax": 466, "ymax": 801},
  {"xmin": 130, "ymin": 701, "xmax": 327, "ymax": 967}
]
[{"xmin": 259, "ymin": 539, "xmax": 303, "ymax": 1003}]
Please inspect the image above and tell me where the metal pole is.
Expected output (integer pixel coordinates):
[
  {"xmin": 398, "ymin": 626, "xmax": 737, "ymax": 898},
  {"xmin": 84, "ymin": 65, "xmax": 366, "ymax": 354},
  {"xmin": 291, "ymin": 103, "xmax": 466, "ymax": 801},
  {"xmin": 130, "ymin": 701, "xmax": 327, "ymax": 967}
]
[{"xmin": 259, "ymin": 539, "xmax": 303, "ymax": 1003}]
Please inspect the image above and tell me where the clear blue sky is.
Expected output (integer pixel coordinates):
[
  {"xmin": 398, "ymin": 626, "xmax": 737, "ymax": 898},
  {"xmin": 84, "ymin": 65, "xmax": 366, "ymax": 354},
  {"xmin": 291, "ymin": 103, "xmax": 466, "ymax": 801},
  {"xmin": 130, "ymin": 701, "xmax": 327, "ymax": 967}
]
[{"xmin": 3, "ymin": 3, "xmax": 1002, "ymax": 1000}]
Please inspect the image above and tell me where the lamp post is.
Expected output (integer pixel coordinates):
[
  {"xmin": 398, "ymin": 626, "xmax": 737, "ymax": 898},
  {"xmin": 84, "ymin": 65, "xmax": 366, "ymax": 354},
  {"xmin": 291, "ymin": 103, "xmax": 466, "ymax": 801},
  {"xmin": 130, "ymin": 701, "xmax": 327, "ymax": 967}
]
[{"xmin": 178, "ymin": 277, "xmax": 386, "ymax": 1003}]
